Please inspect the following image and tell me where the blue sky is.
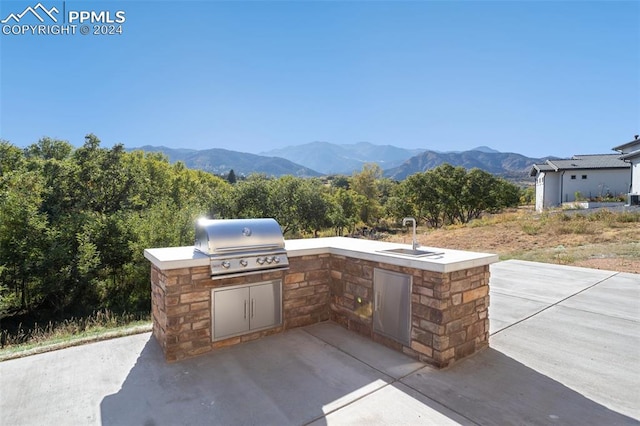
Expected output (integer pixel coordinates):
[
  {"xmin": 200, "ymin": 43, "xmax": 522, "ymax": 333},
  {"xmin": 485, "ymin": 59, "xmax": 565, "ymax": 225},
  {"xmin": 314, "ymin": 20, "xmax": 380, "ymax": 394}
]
[{"xmin": 1, "ymin": 0, "xmax": 638, "ymax": 159}]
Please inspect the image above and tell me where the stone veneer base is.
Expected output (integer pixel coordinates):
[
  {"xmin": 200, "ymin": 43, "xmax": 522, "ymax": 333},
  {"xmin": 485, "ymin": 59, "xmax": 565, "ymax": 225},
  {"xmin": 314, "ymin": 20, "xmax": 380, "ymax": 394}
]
[{"xmin": 150, "ymin": 253, "xmax": 489, "ymax": 367}]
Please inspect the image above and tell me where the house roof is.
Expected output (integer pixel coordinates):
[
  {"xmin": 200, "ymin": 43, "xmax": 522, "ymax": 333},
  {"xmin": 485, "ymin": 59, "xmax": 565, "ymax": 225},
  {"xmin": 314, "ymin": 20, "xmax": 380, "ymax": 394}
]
[
  {"xmin": 530, "ymin": 154, "xmax": 629, "ymax": 177},
  {"xmin": 529, "ymin": 163, "xmax": 555, "ymax": 176},
  {"xmin": 551, "ymin": 154, "xmax": 630, "ymax": 169},
  {"xmin": 612, "ymin": 137, "xmax": 640, "ymax": 153},
  {"xmin": 620, "ymin": 149, "xmax": 640, "ymax": 161}
]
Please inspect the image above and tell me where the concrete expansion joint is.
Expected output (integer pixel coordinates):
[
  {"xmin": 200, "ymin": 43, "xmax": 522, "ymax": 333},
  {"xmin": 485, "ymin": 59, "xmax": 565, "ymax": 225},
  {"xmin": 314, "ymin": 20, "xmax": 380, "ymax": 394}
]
[
  {"xmin": 398, "ymin": 382, "xmax": 482, "ymax": 426},
  {"xmin": 299, "ymin": 327, "xmax": 417, "ymax": 379},
  {"xmin": 491, "ymin": 271, "xmax": 622, "ymax": 337},
  {"xmin": 299, "ymin": 327, "xmax": 482, "ymax": 426}
]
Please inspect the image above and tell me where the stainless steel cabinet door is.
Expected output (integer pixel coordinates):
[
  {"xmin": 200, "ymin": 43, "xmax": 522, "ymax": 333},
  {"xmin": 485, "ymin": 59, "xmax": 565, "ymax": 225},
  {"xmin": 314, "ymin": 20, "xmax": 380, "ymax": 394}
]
[
  {"xmin": 212, "ymin": 280, "xmax": 282, "ymax": 341},
  {"xmin": 373, "ymin": 268, "xmax": 412, "ymax": 346},
  {"xmin": 213, "ymin": 287, "xmax": 250, "ymax": 340},
  {"xmin": 250, "ymin": 281, "xmax": 282, "ymax": 331}
]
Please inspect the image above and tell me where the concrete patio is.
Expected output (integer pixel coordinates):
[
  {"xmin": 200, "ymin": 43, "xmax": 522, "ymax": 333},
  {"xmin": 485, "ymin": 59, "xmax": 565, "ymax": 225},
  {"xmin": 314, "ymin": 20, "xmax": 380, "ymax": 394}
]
[{"xmin": 1, "ymin": 259, "xmax": 638, "ymax": 425}]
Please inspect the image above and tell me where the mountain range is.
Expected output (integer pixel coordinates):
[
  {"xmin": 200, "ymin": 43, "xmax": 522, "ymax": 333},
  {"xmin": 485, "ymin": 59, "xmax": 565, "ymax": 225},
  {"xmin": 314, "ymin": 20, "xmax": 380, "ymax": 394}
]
[
  {"xmin": 260, "ymin": 142, "xmax": 424, "ymax": 175},
  {"xmin": 131, "ymin": 146, "xmax": 321, "ymax": 177},
  {"xmin": 129, "ymin": 143, "xmax": 548, "ymax": 182},
  {"xmin": 384, "ymin": 149, "xmax": 543, "ymax": 181}
]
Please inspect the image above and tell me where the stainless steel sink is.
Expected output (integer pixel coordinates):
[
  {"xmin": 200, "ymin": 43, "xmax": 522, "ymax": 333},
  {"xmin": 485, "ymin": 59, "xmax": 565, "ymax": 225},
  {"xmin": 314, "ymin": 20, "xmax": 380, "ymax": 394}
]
[{"xmin": 378, "ymin": 248, "xmax": 443, "ymax": 257}]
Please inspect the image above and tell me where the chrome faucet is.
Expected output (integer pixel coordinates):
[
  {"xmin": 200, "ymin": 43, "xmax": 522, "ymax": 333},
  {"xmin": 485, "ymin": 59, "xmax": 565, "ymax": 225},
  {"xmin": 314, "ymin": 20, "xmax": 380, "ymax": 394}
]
[{"xmin": 402, "ymin": 217, "xmax": 418, "ymax": 251}]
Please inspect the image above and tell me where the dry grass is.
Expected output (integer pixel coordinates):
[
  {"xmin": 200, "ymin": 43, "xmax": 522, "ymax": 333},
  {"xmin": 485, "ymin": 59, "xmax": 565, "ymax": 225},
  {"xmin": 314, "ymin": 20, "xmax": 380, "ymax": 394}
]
[
  {"xmin": 384, "ymin": 207, "xmax": 640, "ymax": 274},
  {"xmin": 0, "ymin": 323, "xmax": 152, "ymax": 362},
  {"xmin": 0, "ymin": 310, "xmax": 151, "ymax": 360}
]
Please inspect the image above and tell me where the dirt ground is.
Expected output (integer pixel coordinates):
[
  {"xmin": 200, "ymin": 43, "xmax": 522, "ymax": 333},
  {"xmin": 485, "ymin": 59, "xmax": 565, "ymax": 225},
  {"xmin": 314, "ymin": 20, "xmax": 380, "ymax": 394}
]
[{"xmin": 383, "ymin": 208, "xmax": 640, "ymax": 274}]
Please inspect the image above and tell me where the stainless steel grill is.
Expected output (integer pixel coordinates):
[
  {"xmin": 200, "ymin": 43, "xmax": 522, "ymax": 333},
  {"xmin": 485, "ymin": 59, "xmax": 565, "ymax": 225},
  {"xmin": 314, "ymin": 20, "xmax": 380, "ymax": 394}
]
[{"xmin": 194, "ymin": 218, "xmax": 289, "ymax": 279}]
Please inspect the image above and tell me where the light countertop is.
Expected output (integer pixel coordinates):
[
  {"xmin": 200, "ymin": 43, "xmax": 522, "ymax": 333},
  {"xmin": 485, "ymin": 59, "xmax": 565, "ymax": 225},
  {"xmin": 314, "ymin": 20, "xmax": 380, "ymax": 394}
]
[{"xmin": 144, "ymin": 237, "xmax": 498, "ymax": 274}]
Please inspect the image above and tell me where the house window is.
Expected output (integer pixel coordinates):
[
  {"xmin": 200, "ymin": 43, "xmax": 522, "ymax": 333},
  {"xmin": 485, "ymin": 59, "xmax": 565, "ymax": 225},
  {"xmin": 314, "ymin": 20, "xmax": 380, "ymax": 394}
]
[
  {"xmin": 571, "ymin": 175, "xmax": 576, "ymax": 180},
  {"xmin": 582, "ymin": 175, "xmax": 587, "ymax": 180}
]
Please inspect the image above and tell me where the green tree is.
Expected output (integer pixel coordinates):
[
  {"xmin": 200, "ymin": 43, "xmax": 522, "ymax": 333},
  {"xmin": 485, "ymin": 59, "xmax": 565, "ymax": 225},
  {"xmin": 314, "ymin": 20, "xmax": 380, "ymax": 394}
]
[
  {"xmin": 520, "ymin": 186, "xmax": 535, "ymax": 205},
  {"xmin": 397, "ymin": 171, "xmax": 444, "ymax": 228},
  {"xmin": 296, "ymin": 179, "xmax": 331, "ymax": 237},
  {"xmin": 330, "ymin": 175, "xmax": 350, "ymax": 190},
  {"xmin": 227, "ymin": 169, "xmax": 237, "ymax": 184},
  {"xmin": 71, "ymin": 135, "xmax": 132, "ymax": 214},
  {"xmin": 460, "ymin": 168, "xmax": 497, "ymax": 222},
  {"xmin": 0, "ymin": 140, "xmax": 25, "ymax": 174},
  {"xmin": 268, "ymin": 175, "xmax": 302, "ymax": 234},
  {"xmin": 327, "ymin": 187, "xmax": 361, "ymax": 236},
  {"xmin": 25, "ymin": 137, "xmax": 73, "ymax": 161},
  {"xmin": 491, "ymin": 178, "xmax": 521, "ymax": 211},
  {"xmin": 397, "ymin": 164, "xmax": 522, "ymax": 228},
  {"xmin": 232, "ymin": 174, "xmax": 273, "ymax": 219},
  {"xmin": 0, "ymin": 170, "xmax": 48, "ymax": 313},
  {"xmin": 429, "ymin": 164, "xmax": 467, "ymax": 225},
  {"xmin": 351, "ymin": 164, "xmax": 383, "ymax": 225}
]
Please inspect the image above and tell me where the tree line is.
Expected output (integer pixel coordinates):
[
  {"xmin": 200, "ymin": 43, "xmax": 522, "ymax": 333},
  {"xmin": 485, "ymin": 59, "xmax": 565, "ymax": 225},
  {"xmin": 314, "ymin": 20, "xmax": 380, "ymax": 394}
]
[{"xmin": 0, "ymin": 135, "xmax": 521, "ymax": 323}]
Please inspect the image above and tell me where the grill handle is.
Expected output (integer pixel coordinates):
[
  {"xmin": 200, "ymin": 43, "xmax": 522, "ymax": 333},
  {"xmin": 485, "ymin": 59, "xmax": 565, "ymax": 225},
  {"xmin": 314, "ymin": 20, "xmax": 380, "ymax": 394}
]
[
  {"xmin": 208, "ymin": 265, "xmax": 289, "ymax": 280},
  {"xmin": 213, "ymin": 244, "xmax": 283, "ymax": 253}
]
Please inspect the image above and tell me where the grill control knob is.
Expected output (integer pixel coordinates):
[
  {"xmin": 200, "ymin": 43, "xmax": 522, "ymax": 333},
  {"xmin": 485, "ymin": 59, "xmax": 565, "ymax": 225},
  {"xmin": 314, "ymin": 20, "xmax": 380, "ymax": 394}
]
[
  {"xmin": 221, "ymin": 261, "xmax": 231, "ymax": 269},
  {"xmin": 239, "ymin": 259, "xmax": 248, "ymax": 267},
  {"xmin": 273, "ymin": 256, "xmax": 280, "ymax": 264},
  {"xmin": 265, "ymin": 257, "xmax": 273, "ymax": 264},
  {"xmin": 256, "ymin": 257, "xmax": 265, "ymax": 265}
]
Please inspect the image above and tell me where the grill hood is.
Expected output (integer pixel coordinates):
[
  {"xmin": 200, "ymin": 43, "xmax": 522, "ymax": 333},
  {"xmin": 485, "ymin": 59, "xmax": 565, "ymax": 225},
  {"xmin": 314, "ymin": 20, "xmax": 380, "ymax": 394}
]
[{"xmin": 194, "ymin": 218, "xmax": 289, "ymax": 278}]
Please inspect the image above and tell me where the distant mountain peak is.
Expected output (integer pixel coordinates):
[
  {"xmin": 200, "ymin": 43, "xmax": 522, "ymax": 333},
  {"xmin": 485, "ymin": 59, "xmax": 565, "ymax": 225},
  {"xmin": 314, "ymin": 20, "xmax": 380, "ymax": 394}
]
[{"xmin": 470, "ymin": 146, "xmax": 500, "ymax": 154}]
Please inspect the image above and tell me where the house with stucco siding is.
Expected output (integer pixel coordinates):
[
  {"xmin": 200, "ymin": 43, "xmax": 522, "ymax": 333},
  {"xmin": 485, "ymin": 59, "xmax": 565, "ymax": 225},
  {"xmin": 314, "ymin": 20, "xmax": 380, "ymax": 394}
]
[
  {"xmin": 530, "ymin": 154, "xmax": 630, "ymax": 212},
  {"xmin": 612, "ymin": 136, "xmax": 640, "ymax": 204}
]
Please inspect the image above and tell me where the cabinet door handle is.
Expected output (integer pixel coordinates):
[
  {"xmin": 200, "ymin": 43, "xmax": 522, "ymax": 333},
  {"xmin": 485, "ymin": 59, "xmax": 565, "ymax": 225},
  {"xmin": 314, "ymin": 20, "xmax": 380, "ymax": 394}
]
[
  {"xmin": 251, "ymin": 299, "xmax": 255, "ymax": 318},
  {"xmin": 244, "ymin": 300, "xmax": 247, "ymax": 319},
  {"xmin": 375, "ymin": 292, "xmax": 381, "ymax": 311}
]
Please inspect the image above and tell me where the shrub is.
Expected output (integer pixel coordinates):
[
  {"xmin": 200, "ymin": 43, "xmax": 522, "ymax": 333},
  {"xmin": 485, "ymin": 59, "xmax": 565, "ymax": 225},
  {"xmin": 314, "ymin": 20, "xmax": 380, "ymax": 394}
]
[
  {"xmin": 521, "ymin": 223, "xmax": 542, "ymax": 235},
  {"xmin": 616, "ymin": 212, "xmax": 640, "ymax": 223}
]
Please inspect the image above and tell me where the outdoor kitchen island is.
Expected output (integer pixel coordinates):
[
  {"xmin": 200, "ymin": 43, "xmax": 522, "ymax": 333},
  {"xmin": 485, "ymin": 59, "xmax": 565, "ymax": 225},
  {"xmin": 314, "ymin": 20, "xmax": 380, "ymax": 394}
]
[{"xmin": 144, "ymin": 237, "xmax": 498, "ymax": 368}]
